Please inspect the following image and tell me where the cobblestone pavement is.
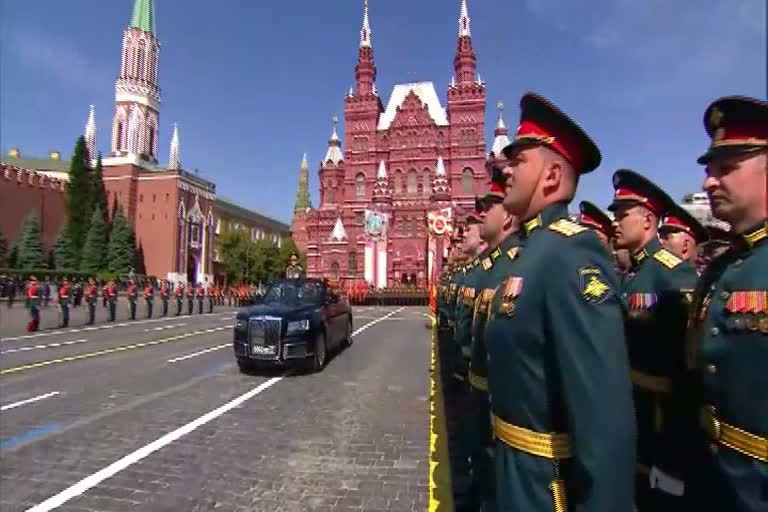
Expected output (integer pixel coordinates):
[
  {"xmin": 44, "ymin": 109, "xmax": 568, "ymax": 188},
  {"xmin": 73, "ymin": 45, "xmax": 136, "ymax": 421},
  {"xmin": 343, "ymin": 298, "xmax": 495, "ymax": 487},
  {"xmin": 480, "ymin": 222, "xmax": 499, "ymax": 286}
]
[{"xmin": 0, "ymin": 306, "xmax": 431, "ymax": 511}]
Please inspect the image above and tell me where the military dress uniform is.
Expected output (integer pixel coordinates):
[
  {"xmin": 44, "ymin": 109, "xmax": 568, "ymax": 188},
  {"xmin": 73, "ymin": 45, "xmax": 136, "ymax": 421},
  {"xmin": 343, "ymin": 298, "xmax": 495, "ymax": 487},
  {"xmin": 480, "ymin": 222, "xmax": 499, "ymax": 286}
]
[
  {"xmin": 175, "ymin": 283, "xmax": 184, "ymax": 316},
  {"xmin": 286, "ymin": 264, "xmax": 304, "ymax": 280},
  {"xmin": 485, "ymin": 93, "xmax": 636, "ymax": 511},
  {"xmin": 106, "ymin": 281, "xmax": 117, "ymax": 322},
  {"xmin": 685, "ymin": 96, "xmax": 768, "ymax": 512},
  {"xmin": 144, "ymin": 282, "xmax": 154, "ymax": 318},
  {"xmin": 608, "ymin": 170, "xmax": 699, "ymax": 510},
  {"xmin": 58, "ymin": 280, "xmax": 70, "ymax": 328},
  {"xmin": 128, "ymin": 281, "xmax": 138, "ymax": 320},
  {"xmin": 578, "ymin": 200, "xmax": 614, "ymax": 249},
  {"xmin": 161, "ymin": 281, "xmax": 170, "ymax": 316},
  {"xmin": 86, "ymin": 281, "xmax": 97, "ymax": 325}
]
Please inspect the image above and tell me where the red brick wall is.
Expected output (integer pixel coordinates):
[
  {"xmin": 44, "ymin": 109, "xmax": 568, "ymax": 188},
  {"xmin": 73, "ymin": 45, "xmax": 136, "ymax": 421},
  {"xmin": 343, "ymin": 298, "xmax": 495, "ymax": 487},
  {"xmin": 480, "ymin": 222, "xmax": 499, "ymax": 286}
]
[
  {"xmin": 134, "ymin": 173, "xmax": 180, "ymax": 278},
  {"xmin": 0, "ymin": 164, "xmax": 67, "ymax": 254}
]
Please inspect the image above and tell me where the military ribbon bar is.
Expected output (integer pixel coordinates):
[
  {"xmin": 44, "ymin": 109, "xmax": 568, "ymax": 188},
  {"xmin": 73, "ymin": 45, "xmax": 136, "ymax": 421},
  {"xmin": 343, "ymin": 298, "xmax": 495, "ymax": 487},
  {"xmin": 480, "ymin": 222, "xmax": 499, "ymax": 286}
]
[
  {"xmin": 726, "ymin": 291, "xmax": 768, "ymax": 313},
  {"xmin": 503, "ymin": 277, "xmax": 524, "ymax": 301},
  {"xmin": 630, "ymin": 293, "xmax": 658, "ymax": 310}
]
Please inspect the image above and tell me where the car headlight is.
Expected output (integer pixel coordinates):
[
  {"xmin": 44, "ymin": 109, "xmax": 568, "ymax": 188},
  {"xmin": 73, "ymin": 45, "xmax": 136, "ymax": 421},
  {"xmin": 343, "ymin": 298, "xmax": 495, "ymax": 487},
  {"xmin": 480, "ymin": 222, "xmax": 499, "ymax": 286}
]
[{"xmin": 286, "ymin": 319, "xmax": 310, "ymax": 333}]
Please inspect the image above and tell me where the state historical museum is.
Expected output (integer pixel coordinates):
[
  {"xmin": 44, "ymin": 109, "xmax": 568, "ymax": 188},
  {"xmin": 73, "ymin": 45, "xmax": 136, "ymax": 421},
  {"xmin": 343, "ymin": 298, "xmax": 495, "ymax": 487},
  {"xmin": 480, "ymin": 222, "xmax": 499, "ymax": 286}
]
[{"xmin": 291, "ymin": 1, "xmax": 511, "ymax": 288}]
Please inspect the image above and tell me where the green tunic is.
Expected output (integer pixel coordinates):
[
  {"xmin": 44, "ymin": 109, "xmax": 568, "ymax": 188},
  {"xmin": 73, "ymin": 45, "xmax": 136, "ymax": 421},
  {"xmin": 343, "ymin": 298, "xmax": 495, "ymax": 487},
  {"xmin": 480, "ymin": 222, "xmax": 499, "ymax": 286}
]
[
  {"xmin": 485, "ymin": 202, "xmax": 636, "ymax": 511},
  {"xmin": 686, "ymin": 219, "xmax": 768, "ymax": 511},
  {"xmin": 620, "ymin": 236, "xmax": 698, "ymax": 498}
]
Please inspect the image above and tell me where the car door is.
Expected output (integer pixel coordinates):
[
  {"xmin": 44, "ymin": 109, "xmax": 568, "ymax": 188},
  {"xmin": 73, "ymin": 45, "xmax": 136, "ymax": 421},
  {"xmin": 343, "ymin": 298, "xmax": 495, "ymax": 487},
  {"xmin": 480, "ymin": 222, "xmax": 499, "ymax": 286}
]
[{"xmin": 327, "ymin": 289, "xmax": 345, "ymax": 346}]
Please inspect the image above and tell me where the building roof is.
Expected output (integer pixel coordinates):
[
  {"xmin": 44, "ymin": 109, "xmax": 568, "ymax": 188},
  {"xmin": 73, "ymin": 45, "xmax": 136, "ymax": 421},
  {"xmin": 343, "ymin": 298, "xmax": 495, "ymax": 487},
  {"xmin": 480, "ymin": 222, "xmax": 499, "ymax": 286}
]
[
  {"xmin": 1, "ymin": 154, "xmax": 71, "ymax": 174},
  {"xmin": 377, "ymin": 82, "xmax": 449, "ymax": 130},
  {"xmin": 130, "ymin": 0, "xmax": 156, "ymax": 34},
  {"xmin": 214, "ymin": 197, "xmax": 290, "ymax": 233}
]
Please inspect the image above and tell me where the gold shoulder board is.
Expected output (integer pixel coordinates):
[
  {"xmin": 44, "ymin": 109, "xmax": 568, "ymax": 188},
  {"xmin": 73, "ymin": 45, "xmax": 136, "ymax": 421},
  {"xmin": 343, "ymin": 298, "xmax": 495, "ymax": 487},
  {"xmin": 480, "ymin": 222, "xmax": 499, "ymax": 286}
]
[
  {"xmin": 548, "ymin": 219, "xmax": 587, "ymax": 237},
  {"xmin": 482, "ymin": 258, "xmax": 493, "ymax": 270},
  {"xmin": 507, "ymin": 247, "xmax": 520, "ymax": 260},
  {"xmin": 653, "ymin": 249, "xmax": 683, "ymax": 269}
]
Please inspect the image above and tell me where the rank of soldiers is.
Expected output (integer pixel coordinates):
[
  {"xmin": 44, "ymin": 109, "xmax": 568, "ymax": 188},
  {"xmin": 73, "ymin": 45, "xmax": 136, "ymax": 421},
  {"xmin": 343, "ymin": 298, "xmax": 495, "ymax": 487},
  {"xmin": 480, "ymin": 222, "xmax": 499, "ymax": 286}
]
[{"xmin": 436, "ymin": 93, "xmax": 768, "ymax": 512}]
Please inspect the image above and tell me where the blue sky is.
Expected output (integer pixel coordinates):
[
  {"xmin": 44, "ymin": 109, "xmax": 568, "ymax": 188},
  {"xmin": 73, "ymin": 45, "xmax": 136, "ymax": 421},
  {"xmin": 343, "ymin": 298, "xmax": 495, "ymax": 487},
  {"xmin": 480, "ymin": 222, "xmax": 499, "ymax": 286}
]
[{"xmin": 1, "ymin": 0, "xmax": 765, "ymax": 223}]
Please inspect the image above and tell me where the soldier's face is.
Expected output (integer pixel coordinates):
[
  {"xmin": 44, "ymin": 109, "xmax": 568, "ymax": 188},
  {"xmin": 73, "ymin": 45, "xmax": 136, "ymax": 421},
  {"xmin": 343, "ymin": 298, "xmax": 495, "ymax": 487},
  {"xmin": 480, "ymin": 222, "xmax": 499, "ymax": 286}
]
[
  {"xmin": 660, "ymin": 230, "xmax": 696, "ymax": 261},
  {"xmin": 462, "ymin": 224, "xmax": 482, "ymax": 254},
  {"xmin": 612, "ymin": 204, "xmax": 653, "ymax": 249},
  {"xmin": 290, "ymin": 256, "xmax": 298, "ymax": 265},
  {"xmin": 703, "ymin": 151, "xmax": 767, "ymax": 228},
  {"xmin": 501, "ymin": 146, "xmax": 542, "ymax": 217},
  {"xmin": 481, "ymin": 202, "xmax": 507, "ymax": 242}
]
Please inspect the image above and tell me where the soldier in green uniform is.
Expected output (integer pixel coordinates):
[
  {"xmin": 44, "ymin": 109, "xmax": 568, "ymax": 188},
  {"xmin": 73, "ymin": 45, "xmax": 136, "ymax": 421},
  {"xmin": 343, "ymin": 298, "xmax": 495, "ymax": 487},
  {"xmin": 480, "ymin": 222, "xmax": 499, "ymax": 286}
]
[
  {"xmin": 685, "ymin": 95, "xmax": 768, "ymax": 512},
  {"xmin": 578, "ymin": 200, "xmax": 614, "ymax": 250},
  {"xmin": 485, "ymin": 92, "xmax": 636, "ymax": 511},
  {"xmin": 451, "ymin": 202, "xmax": 489, "ymax": 509},
  {"xmin": 468, "ymin": 167, "xmax": 520, "ymax": 512},
  {"xmin": 658, "ymin": 202, "xmax": 709, "ymax": 269},
  {"xmin": 609, "ymin": 169, "xmax": 699, "ymax": 510}
]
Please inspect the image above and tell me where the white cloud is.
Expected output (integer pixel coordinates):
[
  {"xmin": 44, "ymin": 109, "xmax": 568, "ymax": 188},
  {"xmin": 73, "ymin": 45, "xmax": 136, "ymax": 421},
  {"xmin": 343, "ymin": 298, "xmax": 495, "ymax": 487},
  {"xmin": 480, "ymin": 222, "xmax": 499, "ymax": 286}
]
[{"xmin": 8, "ymin": 27, "xmax": 111, "ymax": 92}]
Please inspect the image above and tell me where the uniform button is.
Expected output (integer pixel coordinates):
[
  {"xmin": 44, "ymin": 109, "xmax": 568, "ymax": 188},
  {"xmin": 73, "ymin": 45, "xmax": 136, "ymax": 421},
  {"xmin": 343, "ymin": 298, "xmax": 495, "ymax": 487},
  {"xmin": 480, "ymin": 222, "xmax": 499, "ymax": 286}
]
[
  {"xmin": 710, "ymin": 327, "xmax": 720, "ymax": 336},
  {"xmin": 720, "ymin": 291, "xmax": 730, "ymax": 301},
  {"xmin": 734, "ymin": 259, "xmax": 743, "ymax": 266},
  {"xmin": 707, "ymin": 363, "xmax": 717, "ymax": 374},
  {"xmin": 710, "ymin": 284, "xmax": 716, "ymax": 291},
  {"xmin": 622, "ymin": 293, "xmax": 628, "ymax": 299},
  {"xmin": 709, "ymin": 443, "xmax": 718, "ymax": 454}
]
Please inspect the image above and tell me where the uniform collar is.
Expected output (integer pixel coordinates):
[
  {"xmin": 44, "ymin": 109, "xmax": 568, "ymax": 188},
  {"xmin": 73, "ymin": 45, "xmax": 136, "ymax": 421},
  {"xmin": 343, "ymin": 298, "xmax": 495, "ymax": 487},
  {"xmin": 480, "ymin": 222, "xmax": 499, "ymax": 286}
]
[
  {"xmin": 631, "ymin": 236, "xmax": 661, "ymax": 268},
  {"xmin": 521, "ymin": 202, "xmax": 570, "ymax": 237},
  {"xmin": 740, "ymin": 218, "xmax": 768, "ymax": 249}
]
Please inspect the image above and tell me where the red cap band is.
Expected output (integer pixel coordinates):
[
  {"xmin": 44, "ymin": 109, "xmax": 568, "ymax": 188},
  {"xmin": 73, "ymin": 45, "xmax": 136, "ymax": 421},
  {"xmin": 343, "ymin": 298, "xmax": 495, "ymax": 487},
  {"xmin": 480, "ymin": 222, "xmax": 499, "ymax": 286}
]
[
  {"xmin": 614, "ymin": 187, "xmax": 664, "ymax": 216},
  {"xmin": 516, "ymin": 118, "xmax": 585, "ymax": 173}
]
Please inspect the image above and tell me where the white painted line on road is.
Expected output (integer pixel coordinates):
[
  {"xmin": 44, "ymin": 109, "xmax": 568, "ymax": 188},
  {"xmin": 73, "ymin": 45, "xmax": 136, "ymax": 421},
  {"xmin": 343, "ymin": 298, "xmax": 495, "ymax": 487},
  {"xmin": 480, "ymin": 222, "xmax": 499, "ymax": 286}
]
[
  {"xmin": 1, "ymin": 391, "xmax": 61, "ymax": 412},
  {"xmin": 24, "ymin": 308, "xmax": 402, "ymax": 511},
  {"xmin": 167, "ymin": 343, "xmax": 230, "ymax": 363},
  {"xmin": 1, "ymin": 339, "xmax": 88, "ymax": 356},
  {"xmin": 1, "ymin": 311, "xmax": 236, "ymax": 342},
  {"xmin": 144, "ymin": 323, "xmax": 186, "ymax": 332},
  {"xmin": 25, "ymin": 376, "xmax": 285, "ymax": 512}
]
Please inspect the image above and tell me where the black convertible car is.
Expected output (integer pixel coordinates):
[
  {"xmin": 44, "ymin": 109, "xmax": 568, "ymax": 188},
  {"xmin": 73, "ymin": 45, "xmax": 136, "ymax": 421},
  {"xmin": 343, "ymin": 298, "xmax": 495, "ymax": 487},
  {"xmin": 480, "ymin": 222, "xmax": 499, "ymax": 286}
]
[{"xmin": 233, "ymin": 278, "xmax": 353, "ymax": 373}]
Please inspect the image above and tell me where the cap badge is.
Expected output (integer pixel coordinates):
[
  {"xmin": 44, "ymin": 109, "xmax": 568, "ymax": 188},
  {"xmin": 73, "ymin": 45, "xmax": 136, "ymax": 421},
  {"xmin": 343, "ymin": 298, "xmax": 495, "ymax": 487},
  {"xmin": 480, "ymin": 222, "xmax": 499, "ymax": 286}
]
[{"xmin": 709, "ymin": 107, "xmax": 723, "ymax": 130}]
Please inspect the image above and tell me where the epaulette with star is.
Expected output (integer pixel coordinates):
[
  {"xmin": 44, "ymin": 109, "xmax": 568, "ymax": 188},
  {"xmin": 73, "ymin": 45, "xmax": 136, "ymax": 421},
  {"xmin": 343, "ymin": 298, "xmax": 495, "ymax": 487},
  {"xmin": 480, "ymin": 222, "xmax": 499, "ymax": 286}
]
[
  {"xmin": 653, "ymin": 248, "xmax": 683, "ymax": 269},
  {"xmin": 548, "ymin": 219, "xmax": 588, "ymax": 237},
  {"xmin": 482, "ymin": 257, "xmax": 492, "ymax": 270},
  {"xmin": 507, "ymin": 247, "xmax": 520, "ymax": 261}
]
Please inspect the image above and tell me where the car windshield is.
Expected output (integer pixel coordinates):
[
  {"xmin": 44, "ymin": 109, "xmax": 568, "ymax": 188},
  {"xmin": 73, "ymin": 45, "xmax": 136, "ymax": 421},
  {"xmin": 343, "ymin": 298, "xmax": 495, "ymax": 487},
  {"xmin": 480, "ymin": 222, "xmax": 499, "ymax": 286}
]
[{"xmin": 262, "ymin": 281, "xmax": 324, "ymax": 305}]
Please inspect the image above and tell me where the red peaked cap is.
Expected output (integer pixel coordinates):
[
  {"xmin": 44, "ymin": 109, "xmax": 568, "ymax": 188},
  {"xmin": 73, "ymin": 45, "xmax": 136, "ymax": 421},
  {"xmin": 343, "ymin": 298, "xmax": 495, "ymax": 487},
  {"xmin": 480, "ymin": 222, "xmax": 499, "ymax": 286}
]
[
  {"xmin": 466, "ymin": 197, "xmax": 483, "ymax": 224},
  {"xmin": 659, "ymin": 203, "xmax": 709, "ymax": 244},
  {"xmin": 481, "ymin": 165, "xmax": 506, "ymax": 201},
  {"xmin": 502, "ymin": 92, "xmax": 602, "ymax": 174},
  {"xmin": 579, "ymin": 200, "xmax": 614, "ymax": 237},
  {"xmin": 608, "ymin": 169, "xmax": 674, "ymax": 218},
  {"xmin": 698, "ymin": 95, "xmax": 768, "ymax": 164}
]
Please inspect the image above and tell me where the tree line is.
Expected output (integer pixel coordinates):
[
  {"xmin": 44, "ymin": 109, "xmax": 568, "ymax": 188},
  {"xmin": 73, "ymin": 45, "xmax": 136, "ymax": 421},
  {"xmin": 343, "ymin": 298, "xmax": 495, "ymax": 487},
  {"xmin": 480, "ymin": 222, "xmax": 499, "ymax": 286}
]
[
  {"xmin": 217, "ymin": 228, "xmax": 305, "ymax": 285},
  {"xmin": 1, "ymin": 136, "xmax": 141, "ymax": 277}
]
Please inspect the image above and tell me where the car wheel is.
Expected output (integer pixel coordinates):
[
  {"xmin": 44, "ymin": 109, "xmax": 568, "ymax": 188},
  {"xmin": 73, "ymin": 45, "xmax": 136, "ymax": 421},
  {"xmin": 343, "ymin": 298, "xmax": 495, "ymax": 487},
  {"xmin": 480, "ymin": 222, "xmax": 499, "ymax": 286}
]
[
  {"xmin": 237, "ymin": 358, "xmax": 252, "ymax": 374},
  {"xmin": 310, "ymin": 331, "xmax": 327, "ymax": 372},
  {"xmin": 342, "ymin": 317, "xmax": 353, "ymax": 348}
]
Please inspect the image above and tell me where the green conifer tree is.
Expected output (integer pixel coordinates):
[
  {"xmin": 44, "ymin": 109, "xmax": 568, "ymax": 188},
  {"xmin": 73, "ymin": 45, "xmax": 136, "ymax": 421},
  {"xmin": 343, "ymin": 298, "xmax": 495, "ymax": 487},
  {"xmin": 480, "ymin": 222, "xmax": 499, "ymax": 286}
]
[
  {"xmin": 106, "ymin": 208, "xmax": 137, "ymax": 274},
  {"xmin": 80, "ymin": 209, "xmax": 108, "ymax": 273},
  {"xmin": 53, "ymin": 228, "xmax": 76, "ymax": 270},
  {"xmin": 90, "ymin": 152, "xmax": 108, "ymax": 217},
  {"xmin": 16, "ymin": 214, "xmax": 45, "ymax": 269},
  {"xmin": 66, "ymin": 136, "xmax": 93, "ymax": 265}
]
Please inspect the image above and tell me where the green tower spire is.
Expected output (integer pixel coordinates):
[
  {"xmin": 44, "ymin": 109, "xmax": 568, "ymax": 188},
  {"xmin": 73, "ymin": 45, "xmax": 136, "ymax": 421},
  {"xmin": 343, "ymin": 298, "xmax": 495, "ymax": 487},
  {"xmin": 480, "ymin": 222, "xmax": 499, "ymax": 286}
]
[
  {"xmin": 294, "ymin": 153, "xmax": 311, "ymax": 212},
  {"xmin": 130, "ymin": 0, "xmax": 156, "ymax": 34}
]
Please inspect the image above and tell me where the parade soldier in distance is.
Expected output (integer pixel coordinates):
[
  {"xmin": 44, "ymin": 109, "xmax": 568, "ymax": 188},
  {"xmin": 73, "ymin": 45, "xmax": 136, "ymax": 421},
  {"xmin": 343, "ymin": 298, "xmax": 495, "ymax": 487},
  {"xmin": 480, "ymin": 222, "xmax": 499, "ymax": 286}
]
[
  {"xmin": 485, "ymin": 92, "xmax": 636, "ymax": 511},
  {"xmin": 144, "ymin": 279, "xmax": 154, "ymax": 318},
  {"xmin": 161, "ymin": 280, "xmax": 170, "ymax": 317},
  {"xmin": 86, "ymin": 278, "xmax": 97, "ymax": 325},
  {"xmin": 285, "ymin": 252, "xmax": 304, "ymax": 279},
  {"xmin": 578, "ymin": 200, "xmax": 614, "ymax": 250},
  {"xmin": 128, "ymin": 279, "xmax": 138, "ymax": 320},
  {"xmin": 106, "ymin": 279, "xmax": 117, "ymax": 322},
  {"xmin": 658, "ymin": 202, "xmax": 710, "ymax": 268},
  {"xmin": 685, "ymin": 95, "xmax": 768, "ymax": 512},
  {"xmin": 186, "ymin": 282, "xmax": 194, "ymax": 315},
  {"xmin": 58, "ymin": 277, "xmax": 70, "ymax": 328},
  {"xmin": 196, "ymin": 282, "xmax": 205, "ymax": 314},
  {"xmin": 175, "ymin": 282, "xmax": 184, "ymax": 316},
  {"xmin": 609, "ymin": 169, "xmax": 699, "ymax": 511},
  {"xmin": 26, "ymin": 275, "xmax": 40, "ymax": 332},
  {"xmin": 469, "ymin": 167, "xmax": 520, "ymax": 512}
]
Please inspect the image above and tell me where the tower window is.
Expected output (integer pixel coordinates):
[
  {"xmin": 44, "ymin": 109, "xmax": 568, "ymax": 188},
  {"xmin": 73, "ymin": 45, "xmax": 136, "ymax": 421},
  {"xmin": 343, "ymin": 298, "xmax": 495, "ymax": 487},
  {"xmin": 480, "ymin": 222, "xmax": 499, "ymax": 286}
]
[
  {"xmin": 116, "ymin": 122, "xmax": 124, "ymax": 150},
  {"xmin": 330, "ymin": 261, "xmax": 340, "ymax": 280},
  {"xmin": 348, "ymin": 252, "xmax": 357, "ymax": 274},
  {"xmin": 393, "ymin": 171, "xmax": 403, "ymax": 195},
  {"xmin": 407, "ymin": 169, "xmax": 417, "ymax": 196},
  {"xmin": 137, "ymin": 46, "xmax": 145, "ymax": 79},
  {"xmin": 355, "ymin": 173, "xmax": 365, "ymax": 200},
  {"xmin": 462, "ymin": 168, "xmax": 473, "ymax": 194},
  {"xmin": 148, "ymin": 126, "xmax": 155, "ymax": 157}
]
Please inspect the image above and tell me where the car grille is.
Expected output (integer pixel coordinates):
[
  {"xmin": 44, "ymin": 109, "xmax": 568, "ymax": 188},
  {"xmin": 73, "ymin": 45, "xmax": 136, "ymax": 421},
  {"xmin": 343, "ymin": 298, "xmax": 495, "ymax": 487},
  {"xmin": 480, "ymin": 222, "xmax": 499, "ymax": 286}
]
[{"xmin": 248, "ymin": 316, "xmax": 282, "ymax": 359}]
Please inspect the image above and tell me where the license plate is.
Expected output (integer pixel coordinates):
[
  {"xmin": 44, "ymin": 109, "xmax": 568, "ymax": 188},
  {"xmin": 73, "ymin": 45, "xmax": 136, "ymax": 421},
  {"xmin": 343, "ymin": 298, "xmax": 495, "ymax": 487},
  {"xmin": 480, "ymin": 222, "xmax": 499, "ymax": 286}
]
[{"xmin": 252, "ymin": 345, "xmax": 275, "ymax": 355}]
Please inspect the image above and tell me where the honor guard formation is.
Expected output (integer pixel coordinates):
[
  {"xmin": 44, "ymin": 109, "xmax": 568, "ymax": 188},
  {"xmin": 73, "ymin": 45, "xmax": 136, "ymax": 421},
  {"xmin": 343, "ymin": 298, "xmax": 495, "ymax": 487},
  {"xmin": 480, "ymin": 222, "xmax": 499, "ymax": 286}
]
[
  {"xmin": 435, "ymin": 93, "xmax": 767, "ymax": 512},
  {"xmin": 0, "ymin": 276, "xmax": 264, "ymax": 332}
]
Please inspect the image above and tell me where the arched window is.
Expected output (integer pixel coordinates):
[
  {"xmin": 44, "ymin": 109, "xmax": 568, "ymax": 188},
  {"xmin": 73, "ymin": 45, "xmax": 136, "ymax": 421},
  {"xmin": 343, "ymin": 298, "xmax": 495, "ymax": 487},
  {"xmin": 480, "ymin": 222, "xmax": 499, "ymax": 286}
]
[
  {"xmin": 148, "ymin": 126, "xmax": 155, "ymax": 157},
  {"xmin": 137, "ymin": 43, "xmax": 145, "ymax": 79},
  {"xmin": 394, "ymin": 171, "xmax": 403, "ymax": 195},
  {"xmin": 330, "ymin": 261, "xmax": 340, "ymax": 280},
  {"xmin": 462, "ymin": 168, "xmax": 474, "ymax": 194},
  {"xmin": 326, "ymin": 187, "xmax": 335, "ymax": 203},
  {"xmin": 355, "ymin": 173, "xmax": 365, "ymax": 200},
  {"xmin": 422, "ymin": 170, "xmax": 431, "ymax": 196},
  {"xmin": 348, "ymin": 252, "xmax": 357, "ymax": 274},
  {"xmin": 407, "ymin": 169, "xmax": 418, "ymax": 196},
  {"xmin": 116, "ymin": 122, "xmax": 124, "ymax": 150}
]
